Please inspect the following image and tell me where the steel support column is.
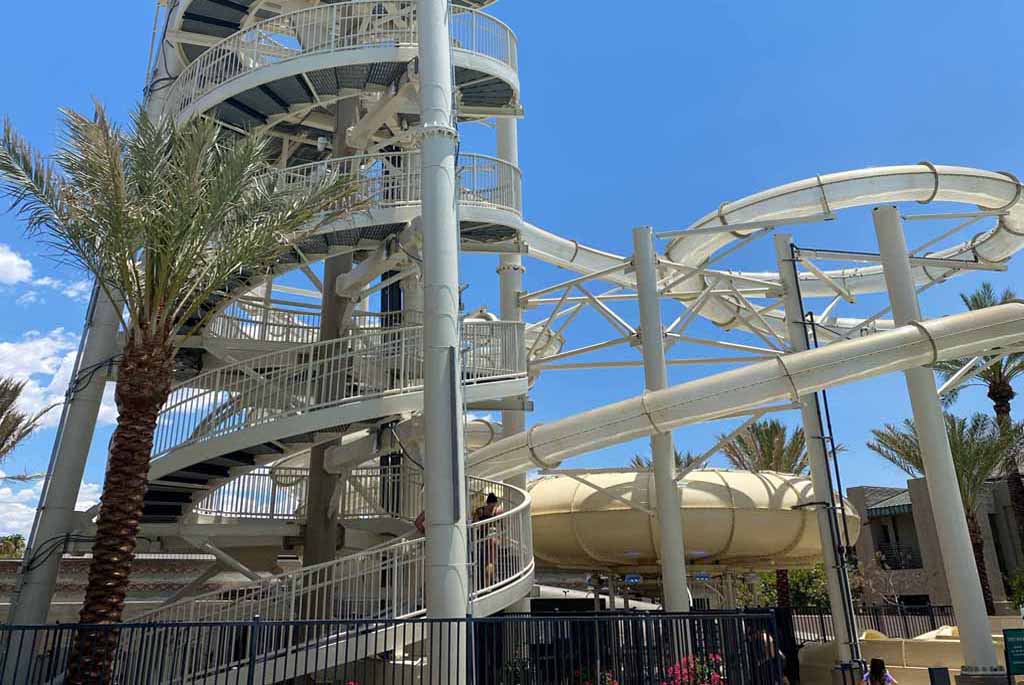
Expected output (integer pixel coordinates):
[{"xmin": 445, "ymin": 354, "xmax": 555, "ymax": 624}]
[
  {"xmin": 872, "ymin": 206, "xmax": 1002, "ymax": 678},
  {"xmin": 774, "ymin": 233, "xmax": 860, "ymax": 666},
  {"xmin": 497, "ymin": 115, "xmax": 531, "ymax": 613},
  {"xmin": 417, "ymin": 0, "xmax": 469, "ymax": 633},
  {"xmin": 632, "ymin": 226, "xmax": 690, "ymax": 612},
  {"xmin": 9, "ymin": 287, "xmax": 120, "ymax": 626},
  {"xmin": 303, "ymin": 98, "xmax": 359, "ymax": 569},
  {"xmin": 304, "ymin": 253, "xmax": 353, "ymax": 568}
]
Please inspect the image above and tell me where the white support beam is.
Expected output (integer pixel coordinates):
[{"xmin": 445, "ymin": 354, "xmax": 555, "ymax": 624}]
[
  {"xmin": 575, "ymin": 283, "xmax": 637, "ymax": 337},
  {"xmin": 184, "ymin": 538, "xmax": 262, "ymax": 582},
  {"xmin": 676, "ymin": 412, "xmax": 767, "ymax": 481},
  {"xmin": 519, "ymin": 261, "xmax": 630, "ymax": 304},
  {"xmin": 347, "ymin": 79, "xmax": 418, "ymax": 151},
  {"xmin": 937, "ymin": 356, "xmax": 983, "ymax": 397},
  {"xmin": 334, "ymin": 224, "xmax": 419, "ymax": 298},
  {"xmin": 873, "ymin": 206, "xmax": 1000, "ymax": 675},
  {"xmin": 796, "ymin": 247, "xmax": 1007, "ymax": 272},
  {"xmin": 797, "ymin": 257, "xmax": 856, "ymax": 303}
]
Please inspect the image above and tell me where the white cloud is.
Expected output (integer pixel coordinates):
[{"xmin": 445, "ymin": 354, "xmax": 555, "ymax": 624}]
[
  {"xmin": 0, "ymin": 328, "xmax": 118, "ymax": 428},
  {"xmin": 0, "ymin": 473, "xmax": 102, "ymax": 536},
  {"xmin": 15, "ymin": 291, "xmax": 42, "ymax": 307},
  {"xmin": 0, "ymin": 244, "xmax": 92, "ymax": 302},
  {"xmin": 61, "ymin": 280, "xmax": 92, "ymax": 301},
  {"xmin": 0, "ymin": 245, "xmax": 33, "ymax": 285}
]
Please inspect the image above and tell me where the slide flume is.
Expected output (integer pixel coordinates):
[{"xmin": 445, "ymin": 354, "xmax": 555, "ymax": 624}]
[{"xmin": 469, "ymin": 302, "xmax": 1024, "ymax": 479}]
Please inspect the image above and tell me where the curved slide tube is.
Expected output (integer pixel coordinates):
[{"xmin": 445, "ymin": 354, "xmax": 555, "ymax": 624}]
[
  {"xmin": 520, "ymin": 165, "xmax": 1024, "ymax": 339},
  {"xmin": 529, "ymin": 469, "xmax": 861, "ymax": 571},
  {"xmin": 470, "ymin": 302, "xmax": 1024, "ymax": 479}
]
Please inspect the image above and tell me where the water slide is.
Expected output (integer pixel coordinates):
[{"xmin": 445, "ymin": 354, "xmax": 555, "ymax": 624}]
[
  {"xmin": 520, "ymin": 164, "xmax": 1024, "ymax": 338},
  {"xmin": 468, "ymin": 303, "xmax": 1024, "ymax": 479},
  {"xmin": 528, "ymin": 469, "xmax": 861, "ymax": 573}
]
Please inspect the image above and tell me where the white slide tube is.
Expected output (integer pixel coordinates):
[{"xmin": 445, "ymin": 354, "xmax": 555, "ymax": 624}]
[
  {"xmin": 873, "ymin": 206, "xmax": 1000, "ymax": 675},
  {"xmin": 470, "ymin": 303, "xmax": 1024, "ymax": 480}
]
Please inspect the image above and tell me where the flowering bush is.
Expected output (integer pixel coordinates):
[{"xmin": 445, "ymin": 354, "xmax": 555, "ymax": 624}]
[
  {"xmin": 662, "ymin": 654, "xmax": 726, "ymax": 685},
  {"xmin": 575, "ymin": 667, "xmax": 620, "ymax": 685}
]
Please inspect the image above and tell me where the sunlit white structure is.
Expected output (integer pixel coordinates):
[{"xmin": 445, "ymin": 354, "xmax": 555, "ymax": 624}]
[{"xmin": 10, "ymin": 1, "xmax": 1024, "ymax": 682}]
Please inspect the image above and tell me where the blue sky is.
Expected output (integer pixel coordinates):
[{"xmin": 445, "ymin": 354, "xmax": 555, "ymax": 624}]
[{"xmin": 1, "ymin": 1, "xmax": 1023, "ymax": 533}]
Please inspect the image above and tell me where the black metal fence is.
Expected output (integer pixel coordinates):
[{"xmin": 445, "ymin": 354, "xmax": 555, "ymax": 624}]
[
  {"xmin": 0, "ymin": 612, "xmax": 784, "ymax": 685},
  {"xmin": 790, "ymin": 604, "xmax": 955, "ymax": 643}
]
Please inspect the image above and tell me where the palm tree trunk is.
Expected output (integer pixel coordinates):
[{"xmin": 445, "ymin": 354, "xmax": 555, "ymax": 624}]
[
  {"xmin": 775, "ymin": 569, "xmax": 791, "ymax": 608},
  {"xmin": 990, "ymin": 385, "xmax": 1024, "ymax": 567},
  {"xmin": 67, "ymin": 338, "xmax": 175, "ymax": 685},
  {"xmin": 966, "ymin": 513, "xmax": 996, "ymax": 616}
]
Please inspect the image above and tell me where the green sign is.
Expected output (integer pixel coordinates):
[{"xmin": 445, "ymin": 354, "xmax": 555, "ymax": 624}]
[{"xmin": 1004, "ymin": 628, "xmax": 1024, "ymax": 676}]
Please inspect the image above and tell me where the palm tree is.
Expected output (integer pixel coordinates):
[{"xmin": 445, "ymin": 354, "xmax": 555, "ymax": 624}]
[
  {"xmin": 629, "ymin": 448, "xmax": 699, "ymax": 471},
  {"xmin": 936, "ymin": 282, "xmax": 1024, "ymax": 545},
  {"xmin": 1, "ymin": 105, "xmax": 358, "ymax": 680},
  {"xmin": 0, "ymin": 377, "xmax": 52, "ymax": 462},
  {"xmin": 719, "ymin": 418, "xmax": 807, "ymax": 607},
  {"xmin": 867, "ymin": 413, "xmax": 1017, "ymax": 615},
  {"xmin": 719, "ymin": 418, "xmax": 808, "ymax": 474}
]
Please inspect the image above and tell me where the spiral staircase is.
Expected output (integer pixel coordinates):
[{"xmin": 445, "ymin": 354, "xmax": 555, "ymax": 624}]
[{"xmin": 109, "ymin": 1, "xmax": 540, "ymax": 681}]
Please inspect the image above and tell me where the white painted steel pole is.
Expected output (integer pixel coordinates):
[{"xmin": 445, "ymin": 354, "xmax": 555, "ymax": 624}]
[
  {"xmin": 632, "ymin": 226, "xmax": 690, "ymax": 612},
  {"xmin": 9, "ymin": 287, "xmax": 120, "ymax": 625},
  {"xmin": 775, "ymin": 233, "xmax": 859, "ymax": 665},
  {"xmin": 497, "ymin": 116, "xmax": 531, "ymax": 613},
  {"xmin": 418, "ymin": 0, "xmax": 469, "ymax": 636},
  {"xmin": 872, "ymin": 205, "xmax": 1001, "ymax": 676}
]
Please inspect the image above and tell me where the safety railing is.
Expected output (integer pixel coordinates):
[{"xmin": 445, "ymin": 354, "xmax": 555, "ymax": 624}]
[
  {"xmin": 128, "ymin": 478, "xmax": 533, "ymax": 681},
  {"xmin": 275, "ymin": 151, "xmax": 522, "ymax": 216},
  {"xmin": 165, "ymin": 2, "xmax": 517, "ymax": 120},
  {"xmin": 190, "ymin": 466, "xmax": 309, "ymax": 521},
  {"xmin": 790, "ymin": 604, "xmax": 955, "ymax": 643},
  {"xmin": 152, "ymin": 321, "xmax": 525, "ymax": 459},
  {"xmin": 1, "ymin": 612, "xmax": 784, "ymax": 685},
  {"xmin": 191, "ymin": 464, "xmax": 425, "ymax": 523},
  {"xmin": 875, "ymin": 542, "xmax": 924, "ymax": 570},
  {"xmin": 207, "ymin": 298, "xmax": 321, "ymax": 345}
]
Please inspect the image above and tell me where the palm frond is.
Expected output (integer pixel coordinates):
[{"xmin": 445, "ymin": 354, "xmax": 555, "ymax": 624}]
[
  {"xmin": 0, "ymin": 104, "xmax": 364, "ymax": 348},
  {"xmin": 719, "ymin": 419, "xmax": 808, "ymax": 474},
  {"xmin": 866, "ymin": 413, "xmax": 1015, "ymax": 512},
  {"xmin": 0, "ymin": 377, "xmax": 51, "ymax": 461}
]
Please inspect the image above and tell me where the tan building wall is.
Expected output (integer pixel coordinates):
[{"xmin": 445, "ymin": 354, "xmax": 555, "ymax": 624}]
[{"xmin": 850, "ymin": 477, "xmax": 1015, "ymax": 613}]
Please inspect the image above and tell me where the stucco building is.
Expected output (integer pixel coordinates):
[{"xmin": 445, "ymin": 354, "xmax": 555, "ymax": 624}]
[{"xmin": 848, "ymin": 477, "xmax": 1023, "ymax": 614}]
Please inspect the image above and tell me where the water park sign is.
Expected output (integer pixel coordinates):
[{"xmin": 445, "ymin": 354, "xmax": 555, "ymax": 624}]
[{"xmin": 1004, "ymin": 628, "xmax": 1024, "ymax": 676}]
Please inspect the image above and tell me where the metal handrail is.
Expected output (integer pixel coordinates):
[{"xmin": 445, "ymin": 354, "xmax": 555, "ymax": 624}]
[
  {"xmin": 191, "ymin": 464, "xmax": 425, "ymax": 523},
  {"xmin": 129, "ymin": 476, "xmax": 533, "ymax": 678},
  {"xmin": 276, "ymin": 151, "xmax": 523, "ymax": 216},
  {"xmin": 165, "ymin": 2, "xmax": 517, "ymax": 120},
  {"xmin": 153, "ymin": 321, "xmax": 525, "ymax": 459}
]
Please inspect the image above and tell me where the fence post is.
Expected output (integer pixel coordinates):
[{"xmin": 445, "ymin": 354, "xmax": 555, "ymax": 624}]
[{"xmin": 247, "ymin": 615, "xmax": 260, "ymax": 685}]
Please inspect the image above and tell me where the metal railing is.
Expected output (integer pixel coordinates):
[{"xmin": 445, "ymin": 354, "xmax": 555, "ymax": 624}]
[
  {"xmin": 0, "ymin": 612, "xmax": 784, "ymax": 685},
  {"xmin": 875, "ymin": 543, "xmax": 924, "ymax": 570},
  {"xmin": 165, "ymin": 2, "xmax": 517, "ymax": 120},
  {"xmin": 152, "ymin": 321, "xmax": 525, "ymax": 459},
  {"xmin": 125, "ymin": 478, "xmax": 533, "ymax": 682},
  {"xmin": 276, "ymin": 151, "xmax": 522, "ymax": 216},
  {"xmin": 790, "ymin": 604, "xmax": 955, "ymax": 643},
  {"xmin": 191, "ymin": 464, "xmax": 424, "ymax": 523}
]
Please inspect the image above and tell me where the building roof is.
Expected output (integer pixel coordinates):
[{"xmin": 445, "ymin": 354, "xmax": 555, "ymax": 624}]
[
  {"xmin": 865, "ymin": 488, "xmax": 913, "ymax": 518},
  {"xmin": 859, "ymin": 486, "xmax": 907, "ymax": 508}
]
